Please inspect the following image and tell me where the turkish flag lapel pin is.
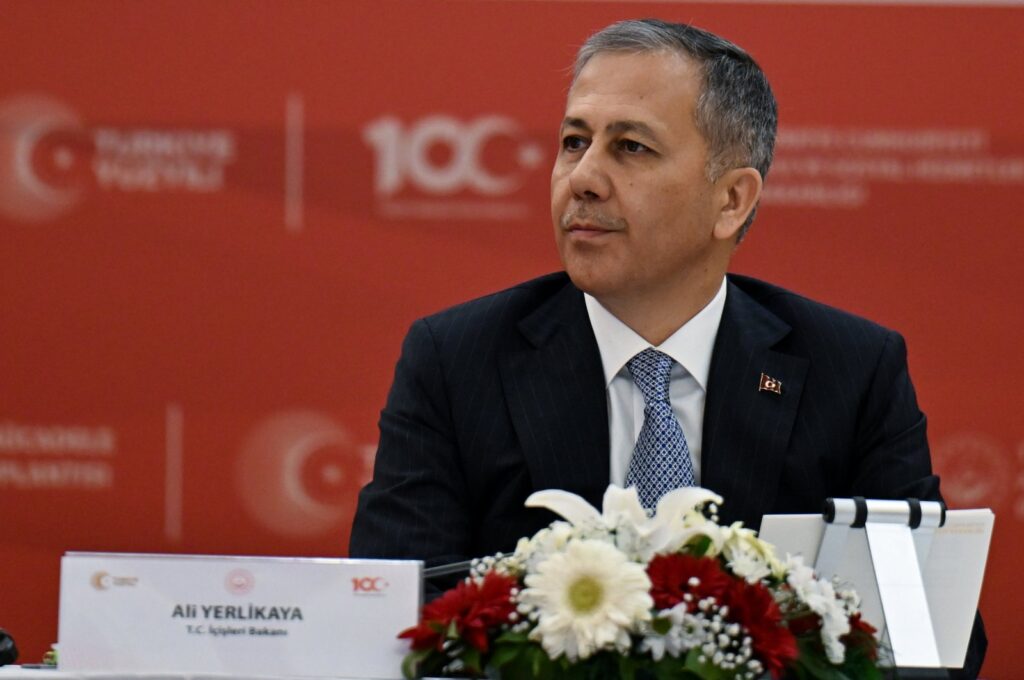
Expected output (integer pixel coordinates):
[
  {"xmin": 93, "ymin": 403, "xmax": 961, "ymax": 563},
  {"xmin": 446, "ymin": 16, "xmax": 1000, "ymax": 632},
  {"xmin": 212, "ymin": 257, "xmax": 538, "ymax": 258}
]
[{"xmin": 758, "ymin": 372, "xmax": 782, "ymax": 395}]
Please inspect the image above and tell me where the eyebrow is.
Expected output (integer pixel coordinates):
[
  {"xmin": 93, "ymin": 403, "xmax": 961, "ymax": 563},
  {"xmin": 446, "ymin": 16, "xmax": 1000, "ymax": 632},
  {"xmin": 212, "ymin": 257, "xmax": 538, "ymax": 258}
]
[{"xmin": 560, "ymin": 117, "xmax": 662, "ymax": 144}]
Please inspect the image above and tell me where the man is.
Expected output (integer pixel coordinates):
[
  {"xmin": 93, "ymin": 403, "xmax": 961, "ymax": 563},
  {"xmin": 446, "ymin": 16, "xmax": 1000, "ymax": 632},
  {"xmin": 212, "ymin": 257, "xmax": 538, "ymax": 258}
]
[{"xmin": 350, "ymin": 19, "xmax": 984, "ymax": 676}]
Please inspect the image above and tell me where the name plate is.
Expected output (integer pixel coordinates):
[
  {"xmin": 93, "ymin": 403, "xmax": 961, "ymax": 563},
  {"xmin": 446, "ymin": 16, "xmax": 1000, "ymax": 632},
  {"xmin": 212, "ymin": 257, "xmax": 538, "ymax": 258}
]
[{"xmin": 58, "ymin": 552, "xmax": 422, "ymax": 678}]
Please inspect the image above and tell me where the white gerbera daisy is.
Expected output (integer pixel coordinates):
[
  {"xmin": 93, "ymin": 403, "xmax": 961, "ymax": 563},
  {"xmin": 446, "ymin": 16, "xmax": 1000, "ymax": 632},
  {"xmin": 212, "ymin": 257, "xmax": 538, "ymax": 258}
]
[{"xmin": 518, "ymin": 539, "xmax": 652, "ymax": 662}]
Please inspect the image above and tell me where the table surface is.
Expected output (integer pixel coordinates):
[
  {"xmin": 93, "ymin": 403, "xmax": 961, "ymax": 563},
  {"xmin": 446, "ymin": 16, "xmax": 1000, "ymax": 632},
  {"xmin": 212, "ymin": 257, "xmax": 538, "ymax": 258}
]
[{"xmin": 0, "ymin": 668, "xmax": 397, "ymax": 680}]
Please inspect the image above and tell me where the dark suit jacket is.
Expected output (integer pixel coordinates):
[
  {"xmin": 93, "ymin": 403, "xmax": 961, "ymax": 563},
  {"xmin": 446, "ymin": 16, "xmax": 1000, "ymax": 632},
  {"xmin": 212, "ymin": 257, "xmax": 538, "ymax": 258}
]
[{"xmin": 349, "ymin": 271, "xmax": 985, "ymax": 677}]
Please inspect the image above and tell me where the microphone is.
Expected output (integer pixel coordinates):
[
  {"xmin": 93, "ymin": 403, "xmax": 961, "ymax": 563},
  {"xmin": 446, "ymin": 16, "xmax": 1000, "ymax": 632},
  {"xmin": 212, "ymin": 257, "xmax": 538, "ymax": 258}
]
[
  {"xmin": 0, "ymin": 628, "xmax": 18, "ymax": 667},
  {"xmin": 423, "ymin": 559, "xmax": 473, "ymax": 581}
]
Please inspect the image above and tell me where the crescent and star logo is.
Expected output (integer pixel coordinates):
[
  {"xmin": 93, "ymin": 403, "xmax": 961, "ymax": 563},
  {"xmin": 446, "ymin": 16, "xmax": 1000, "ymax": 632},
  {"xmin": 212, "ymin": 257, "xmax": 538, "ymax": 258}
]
[
  {"xmin": 0, "ymin": 93, "xmax": 237, "ymax": 224},
  {"xmin": 89, "ymin": 570, "xmax": 138, "ymax": 590},
  {"xmin": 0, "ymin": 95, "xmax": 87, "ymax": 222},
  {"xmin": 236, "ymin": 411, "xmax": 375, "ymax": 539}
]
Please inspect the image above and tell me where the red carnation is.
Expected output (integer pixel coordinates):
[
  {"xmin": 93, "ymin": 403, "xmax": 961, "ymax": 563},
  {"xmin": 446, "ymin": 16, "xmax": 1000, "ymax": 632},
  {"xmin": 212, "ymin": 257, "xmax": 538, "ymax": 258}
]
[
  {"xmin": 842, "ymin": 613, "xmax": 879, "ymax": 661},
  {"xmin": 722, "ymin": 579, "xmax": 798, "ymax": 679},
  {"xmin": 647, "ymin": 554, "xmax": 731, "ymax": 611},
  {"xmin": 399, "ymin": 571, "xmax": 517, "ymax": 653},
  {"xmin": 786, "ymin": 611, "xmax": 822, "ymax": 637}
]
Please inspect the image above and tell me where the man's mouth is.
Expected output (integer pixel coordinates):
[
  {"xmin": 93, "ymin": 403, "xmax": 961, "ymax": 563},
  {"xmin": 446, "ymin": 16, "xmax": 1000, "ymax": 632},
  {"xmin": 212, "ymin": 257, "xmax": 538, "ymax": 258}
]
[
  {"xmin": 560, "ymin": 212, "xmax": 626, "ymax": 235},
  {"xmin": 563, "ymin": 222, "xmax": 622, "ymax": 244},
  {"xmin": 568, "ymin": 222, "xmax": 610, "ymax": 234}
]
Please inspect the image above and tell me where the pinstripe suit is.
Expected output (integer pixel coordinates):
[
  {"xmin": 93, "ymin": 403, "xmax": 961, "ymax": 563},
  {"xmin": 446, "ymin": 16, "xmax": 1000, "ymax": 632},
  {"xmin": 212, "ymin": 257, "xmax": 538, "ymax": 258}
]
[
  {"xmin": 349, "ymin": 270, "xmax": 985, "ymax": 675},
  {"xmin": 351, "ymin": 270, "xmax": 939, "ymax": 557}
]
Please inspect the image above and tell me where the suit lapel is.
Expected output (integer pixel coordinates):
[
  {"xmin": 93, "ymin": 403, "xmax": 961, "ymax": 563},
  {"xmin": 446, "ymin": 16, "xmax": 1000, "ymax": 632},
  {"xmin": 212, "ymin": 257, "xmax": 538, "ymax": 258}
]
[
  {"xmin": 702, "ymin": 279, "xmax": 808, "ymax": 528},
  {"xmin": 499, "ymin": 280, "xmax": 610, "ymax": 509}
]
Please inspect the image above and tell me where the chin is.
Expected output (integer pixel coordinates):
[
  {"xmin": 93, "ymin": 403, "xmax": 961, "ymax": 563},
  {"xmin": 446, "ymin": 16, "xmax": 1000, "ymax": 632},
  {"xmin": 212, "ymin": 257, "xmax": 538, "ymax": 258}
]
[
  {"xmin": 558, "ymin": 244, "xmax": 628, "ymax": 299},
  {"xmin": 564, "ymin": 266, "xmax": 616, "ymax": 299}
]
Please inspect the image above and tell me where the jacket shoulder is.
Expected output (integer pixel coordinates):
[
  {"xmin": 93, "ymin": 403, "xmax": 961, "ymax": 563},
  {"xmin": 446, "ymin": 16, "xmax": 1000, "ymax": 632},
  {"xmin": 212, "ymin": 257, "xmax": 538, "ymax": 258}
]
[
  {"xmin": 727, "ymin": 274, "xmax": 896, "ymax": 344},
  {"xmin": 421, "ymin": 272, "xmax": 572, "ymax": 331}
]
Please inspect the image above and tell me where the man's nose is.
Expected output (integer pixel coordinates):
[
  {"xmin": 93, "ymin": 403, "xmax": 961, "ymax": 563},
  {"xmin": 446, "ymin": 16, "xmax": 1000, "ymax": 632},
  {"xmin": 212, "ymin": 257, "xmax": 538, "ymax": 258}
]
[{"xmin": 568, "ymin": 147, "xmax": 611, "ymax": 201}]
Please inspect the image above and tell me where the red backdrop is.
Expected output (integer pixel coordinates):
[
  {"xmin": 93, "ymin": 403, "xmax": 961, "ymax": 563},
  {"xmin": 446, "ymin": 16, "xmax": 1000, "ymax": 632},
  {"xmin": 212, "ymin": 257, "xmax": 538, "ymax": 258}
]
[{"xmin": 2, "ymin": 2, "xmax": 1022, "ymax": 676}]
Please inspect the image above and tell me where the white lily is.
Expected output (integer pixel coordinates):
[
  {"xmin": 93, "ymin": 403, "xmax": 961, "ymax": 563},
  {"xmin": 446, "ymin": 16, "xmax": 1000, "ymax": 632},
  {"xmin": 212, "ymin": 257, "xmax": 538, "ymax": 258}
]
[
  {"xmin": 525, "ymin": 485, "xmax": 726, "ymax": 561},
  {"xmin": 720, "ymin": 522, "xmax": 785, "ymax": 583}
]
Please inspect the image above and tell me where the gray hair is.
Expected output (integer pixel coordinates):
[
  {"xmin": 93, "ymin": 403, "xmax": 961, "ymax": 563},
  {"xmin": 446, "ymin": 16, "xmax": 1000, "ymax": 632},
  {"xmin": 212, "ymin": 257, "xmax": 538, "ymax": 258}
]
[{"xmin": 574, "ymin": 19, "xmax": 777, "ymax": 239}]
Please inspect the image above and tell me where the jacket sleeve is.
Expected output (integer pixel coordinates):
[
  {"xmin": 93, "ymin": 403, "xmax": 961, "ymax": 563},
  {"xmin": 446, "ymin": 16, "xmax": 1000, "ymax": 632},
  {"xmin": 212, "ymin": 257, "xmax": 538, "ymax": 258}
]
[
  {"xmin": 849, "ymin": 330, "xmax": 939, "ymax": 501},
  {"xmin": 851, "ymin": 330, "xmax": 987, "ymax": 679},
  {"xmin": 348, "ymin": 318, "xmax": 473, "ymax": 576}
]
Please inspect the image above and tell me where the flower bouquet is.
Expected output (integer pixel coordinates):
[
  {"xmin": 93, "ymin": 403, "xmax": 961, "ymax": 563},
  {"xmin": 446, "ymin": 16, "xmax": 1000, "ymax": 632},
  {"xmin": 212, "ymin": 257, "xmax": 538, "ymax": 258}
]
[{"xmin": 400, "ymin": 486, "xmax": 882, "ymax": 679}]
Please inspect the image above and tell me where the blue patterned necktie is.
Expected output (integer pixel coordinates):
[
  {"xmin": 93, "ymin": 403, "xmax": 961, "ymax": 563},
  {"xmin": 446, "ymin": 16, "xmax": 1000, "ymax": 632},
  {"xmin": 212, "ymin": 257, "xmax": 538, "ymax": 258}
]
[{"xmin": 624, "ymin": 348, "xmax": 695, "ymax": 511}]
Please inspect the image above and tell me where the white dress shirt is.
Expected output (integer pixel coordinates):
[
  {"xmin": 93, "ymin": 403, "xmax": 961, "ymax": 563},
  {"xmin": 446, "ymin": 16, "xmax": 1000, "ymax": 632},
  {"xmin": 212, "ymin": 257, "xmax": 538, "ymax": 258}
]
[{"xmin": 584, "ymin": 278, "xmax": 728, "ymax": 486}]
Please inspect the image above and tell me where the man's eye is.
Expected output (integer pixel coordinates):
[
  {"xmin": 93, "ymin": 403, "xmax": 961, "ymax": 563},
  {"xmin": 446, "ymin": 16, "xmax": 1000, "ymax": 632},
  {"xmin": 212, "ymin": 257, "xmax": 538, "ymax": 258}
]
[
  {"xmin": 562, "ymin": 135, "xmax": 587, "ymax": 152},
  {"xmin": 620, "ymin": 139, "xmax": 649, "ymax": 153}
]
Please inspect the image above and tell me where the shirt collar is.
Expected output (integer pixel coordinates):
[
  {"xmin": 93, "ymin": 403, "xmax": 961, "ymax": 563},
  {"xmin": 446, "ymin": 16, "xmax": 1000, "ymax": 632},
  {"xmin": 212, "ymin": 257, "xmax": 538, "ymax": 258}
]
[{"xmin": 584, "ymin": 277, "xmax": 728, "ymax": 391}]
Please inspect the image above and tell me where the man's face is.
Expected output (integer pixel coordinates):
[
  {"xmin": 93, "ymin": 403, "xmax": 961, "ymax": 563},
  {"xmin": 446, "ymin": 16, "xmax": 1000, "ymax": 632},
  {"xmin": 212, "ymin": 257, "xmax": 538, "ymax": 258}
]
[{"xmin": 551, "ymin": 50, "xmax": 722, "ymax": 307}]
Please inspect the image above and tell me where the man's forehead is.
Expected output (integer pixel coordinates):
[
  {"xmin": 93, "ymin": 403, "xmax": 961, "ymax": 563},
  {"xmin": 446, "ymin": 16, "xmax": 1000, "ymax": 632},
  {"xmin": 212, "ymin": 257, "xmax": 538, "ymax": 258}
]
[
  {"xmin": 563, "ymin": 50, "xmax": 701, "ymax": 123},
  {"xmin": 569, "ymin": 49, "xmax": 701, "ymax": 91}
]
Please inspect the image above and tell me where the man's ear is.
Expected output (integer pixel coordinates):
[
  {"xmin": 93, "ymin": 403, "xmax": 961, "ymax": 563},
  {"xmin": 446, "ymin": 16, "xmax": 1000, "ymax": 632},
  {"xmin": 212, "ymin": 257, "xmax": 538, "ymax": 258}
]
[{"xmin": 712, "ymin": 167, "xmax": 763, "ymax": 242}]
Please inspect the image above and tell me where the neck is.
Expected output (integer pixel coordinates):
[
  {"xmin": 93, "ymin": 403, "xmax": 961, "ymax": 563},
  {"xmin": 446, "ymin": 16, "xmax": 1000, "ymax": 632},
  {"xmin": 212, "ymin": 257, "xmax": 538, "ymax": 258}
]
[{"xmin": 596, "ymin": 272, "xmax": 725, "ymax": 346}]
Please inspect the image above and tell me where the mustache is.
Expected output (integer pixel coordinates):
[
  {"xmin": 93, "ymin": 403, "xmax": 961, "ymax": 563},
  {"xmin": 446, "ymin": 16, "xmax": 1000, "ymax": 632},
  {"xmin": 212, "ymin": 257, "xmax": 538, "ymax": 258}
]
[{"xmin": 559, "ymin": 207, "xmax": 627, "ymax": 231}]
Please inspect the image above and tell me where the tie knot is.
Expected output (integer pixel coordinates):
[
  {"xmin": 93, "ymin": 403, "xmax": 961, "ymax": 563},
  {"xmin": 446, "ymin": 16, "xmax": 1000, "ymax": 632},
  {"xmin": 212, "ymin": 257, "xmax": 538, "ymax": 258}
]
[{"xmin": 627, "ymin": 348, "xmax": 674, "ymax": 404}]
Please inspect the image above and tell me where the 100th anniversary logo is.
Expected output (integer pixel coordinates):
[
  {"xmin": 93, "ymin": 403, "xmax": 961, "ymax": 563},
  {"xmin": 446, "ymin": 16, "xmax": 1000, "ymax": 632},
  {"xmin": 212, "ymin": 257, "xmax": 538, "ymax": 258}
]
[
  {"xmin": 0, "ymin": 94, "xmax": 237, "ymax": 223},
  {"xmin": 362, "ymin": 114, "xmax": 545, "ymax": 220}
]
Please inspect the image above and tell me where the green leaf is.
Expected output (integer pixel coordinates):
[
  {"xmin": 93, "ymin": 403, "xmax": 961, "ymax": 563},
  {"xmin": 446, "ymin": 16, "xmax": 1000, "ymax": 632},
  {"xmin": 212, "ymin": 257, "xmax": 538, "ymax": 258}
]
[
  {"xmin": 529, "ymin": 645, "xmax": 556, "ymax": 680},
  {"xmin": 400, "ymin": 648, "xmax": 433, "ymax": 679},
  {"xmin": 461, "ymin": 646, "xmax": 483, "ymax": 676},
  {"xmin": 489, "ymin": 631, "xmax": 539, "ymax": 677},
  {"xmin": 682, "ymin": 648, "xmax": 736, "ymax": 680},
  {"xmin": 494, "ymin": 629, "xmax": 532, "ymax": 645},
  {"xmin": 686, "ymin": 535, "xmax": 713, "ymax": 557},
  {"xmin": 834, "ymin": 645, "xmax": 884, "ymax": 680},
  {"xmin": 647, "ymin": 653, "xmax": 702, "ymax": 680},
  {"xmin": 792, "ymin": 647, "xmax": 848, "ymax": 679},
  {"xmin": 491, "ymin": 640, "xmax": 557, "ymax": 680},
  {"xmin": 489, "ymin": 642, "xmax": 523, "ymax": 670},
  {"xmin": 617, "ymin": 654, "xmax": 637, "ymax": 680},
  {"xmin": 791, "ymin": 633, "xmax": 889, "ymax": 680}
]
